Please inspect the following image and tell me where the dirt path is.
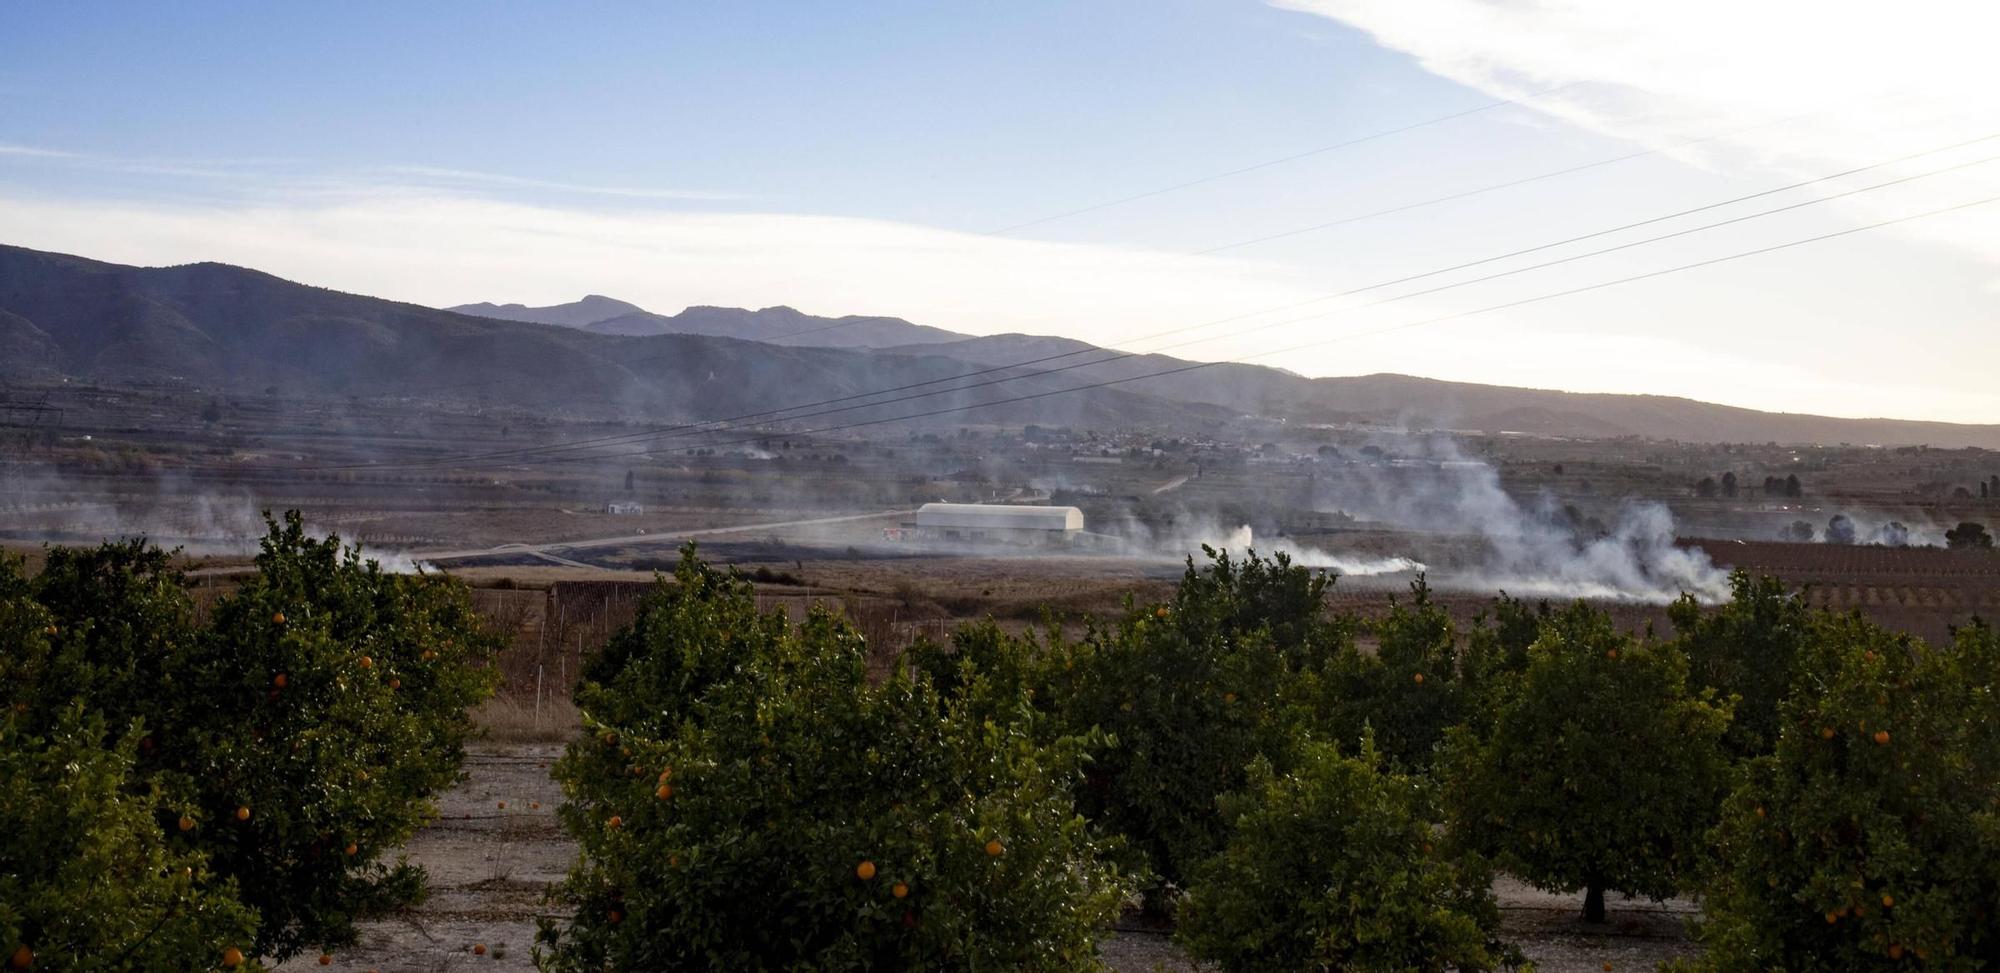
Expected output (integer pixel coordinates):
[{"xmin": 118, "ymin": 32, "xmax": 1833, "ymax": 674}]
[{"xmin": 279, "ymin": 743, "xmax": 1695, "ymax": 972}]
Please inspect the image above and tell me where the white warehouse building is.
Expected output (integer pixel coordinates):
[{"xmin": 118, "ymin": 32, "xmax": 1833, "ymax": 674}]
[{"xmin": 911, "ymin": 502, "xmax": 1084, "ymax": 546}]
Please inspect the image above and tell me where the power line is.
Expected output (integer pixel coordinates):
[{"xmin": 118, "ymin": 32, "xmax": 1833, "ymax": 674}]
[{"xmin": 313, "ymin": 132, "xmax": 2000, "ymax": 472}]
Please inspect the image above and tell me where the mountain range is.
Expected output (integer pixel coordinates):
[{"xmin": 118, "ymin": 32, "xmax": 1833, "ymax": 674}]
[
  {"xmin": 4, "ymin": 243, "xmax": 1997, "ymax": 449},
  {"xmin": 449, "ymin": 295, "xmax": 965, "ymax": 347}
]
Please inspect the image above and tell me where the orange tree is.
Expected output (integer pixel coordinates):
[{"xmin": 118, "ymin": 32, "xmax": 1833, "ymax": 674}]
[
  {"xmin": 1177, "ymin": 736, "xmax": 1523, "ymax": 973},
  {"xmin": 1031, "ymin": 547, "xmax": 1355, "ymax": 896},
  {"xmin": 1687, "ymin": 615, "xmax": 2000, "ymax": 971},
  {"xmin": 1670, "ymin": 572, "xmax": 1812, "ymax": 759},
  {"xmin": 1314, "ymin": 577, "xmax": 1469, "ymax": 771},
  {"xmin": 6, "ymin": 515, "xmax": 499, "ymax": 960},
  {"xmin": 1442, "ymin": 602, "xmax": 1732, "ymax": 922},
  {"xmin": 537, "ymin": 549, "xmax": 1128, "ymax": 972},
  {"xmin": 0, "ymin": 569, "xmax": 260, "ymax": 973}
]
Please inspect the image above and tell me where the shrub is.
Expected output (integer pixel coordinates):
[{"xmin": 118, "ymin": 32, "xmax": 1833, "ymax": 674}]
[
  {"xmin": 537, "ymin": 550, "xmax": 1129, "ymax": 971},
  {"xmin": 1443, "ymin": 602, "xmax": 1732, "ymax": 922},
  {"xmin": 2, "ymin": 515, "xmax": 500, "ymax": 961},
  {"xmin": 1670, "ymin": 572, "xmax": 1811, "ymax": 759},
  {"xmin": 1177, "ymin": 737, "xmax": 1522, "ymax": 973},
  {"xmin": 1687, "ymin": 615, "xmax": 2000, "ymax": 971},
  {"xmin": 0, "ymin": 704, "xmax": 260, "ymax": 973}
]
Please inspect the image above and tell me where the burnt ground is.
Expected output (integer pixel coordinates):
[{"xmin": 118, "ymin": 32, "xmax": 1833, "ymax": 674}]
[{"xmin": 276, "ymin": 743, "xmax": 1698, "ymax": 973}]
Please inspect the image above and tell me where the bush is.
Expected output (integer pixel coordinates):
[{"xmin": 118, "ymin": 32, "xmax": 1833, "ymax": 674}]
[
  {"xmin": 1, "ymin": 514, "xmax": 500, "ymax": 961},
  {"xmin": 1177, "ymin": 737, "xmax": 1522, "ymax": 973},
  {"xmin": 1670, "ymin": 572, "xmax": 1811, "ymax": 759},
  {"xmin": 1443, "ymin": 602, "xmax": 1732, "ymax": 922},
  {"xmin": 1687, "ymin": 615, "xmax": 2000, "ymax": 970},
  {"xmin": 538, "ymin": 550, "xmax": 1129, "ymax": 971}
]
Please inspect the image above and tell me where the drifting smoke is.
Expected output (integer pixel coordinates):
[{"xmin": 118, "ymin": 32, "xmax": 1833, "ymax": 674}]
[
  {"xmin": 0, "ymin": 464, "xmax": 422, "ymax": 573},
  {"xmin": 1190, "ymin": 524, "xmax": 1425, "ymax": 578},
  {"xmin": 1327, "ymin": 437, "xmax": 1730, "ymax": 602}
]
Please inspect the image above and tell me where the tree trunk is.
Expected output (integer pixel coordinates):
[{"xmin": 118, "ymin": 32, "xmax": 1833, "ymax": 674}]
[{"xmin": 1583, "ymin": 881, "xmax": 1608, "ymax": 924}]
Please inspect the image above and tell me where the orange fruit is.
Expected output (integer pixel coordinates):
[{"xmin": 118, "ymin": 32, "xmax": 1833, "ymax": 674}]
[
  {"xmin": 8, "ymin": 946, "xmax": 31, "ymax": 971},
  {"xmin": 1222, "ymin": 692, "xmax": 1236, "ymax": 704},
  {"xmin": 272, "ymin": 673, "xmax": 287, "ymax": 688},
  {"xmin": 271, "ymin": 612, "xmax": 285, "ymax": 624},
  {"xmin": 985, "ymin": 839, "xmax": 1004, "ymax": 857},
  {"xmin": 1154, "ymin": 607, "xmax": 1169, "ymax": 619},
  {"xmin": 358, "ymin": 655, "xmax": 373, "ymax": 669},
  {"xmin": 1875, "ymin": 730, "xmax": 1891, "ymax": 745},
  {"xmin": 1821, "ymin": 727, "xmax": 1836, "ymax": 740},
  {"xmin": 1825, "ymin": 912, "xmax": 1838, "ymax": 924},
  {"xmin": 607, "ymin": 815, "xmax": 623, "ymax": 829},
  {"xmin": 608, "ymin": 909, "xmax": 622, "ymax": 924},
  {"xmin": 856, "ymin": 860, "xmax": 877, "ymax": 881},
  {"xmin": 497, "ymin": 801, "xmax": 507, "ymax": 809},
  {"xmin": 222, "ymin": 946, "xmax": 244, "ymax": 968},
  {"xmin": 42, "ymin": 625, "xmax": 57, "ymax": 637},
  {"xmin": 892, "ymin": 882, "xmax": 909, "ymax": 899},
  {"xmin": 656, "ymin": 784, "xmax": 673, "ymax": 800},
  {"xmin": 1754, "ymin": 806, "xmax": 1766, "ymax": 819},
  {"xmin": 1412, "ymin": 673, "xmax": 1424, "ymax": 684},
  {"xmin": 1606, "ymin": 649, "xmax": 1618, "ymax": 660},
  {"xmin": 1889, "ymin": 945, "xmax": 1905, "ymax": 960},
  {"xmin": 1882, "ymin": 894, "xmax": 1894, "ymax": 908},
  {"xmin": 344, "ymin": 843, "xmax": 358, "ymax": 856},
  {"xmin": 318, "ymin": 954, "xmax": 333, "ymax": 966},
  {"xmin": 235, "ymin": 806, "xmax": 251, "ymax": 822},
  {"xmin": 389, "ymin": 678, "xmax": 401, "ymax": 690},
  {"xmin": 472, "ymin": 943, "xmax": 486, "ymax": 956},
  {"xmin": 421, "ymin": 649, "xmax": 438, "ymax": 661},
  {"xmin": 178, "ymin": 815, "xmax": 195, "ymax": 832}
]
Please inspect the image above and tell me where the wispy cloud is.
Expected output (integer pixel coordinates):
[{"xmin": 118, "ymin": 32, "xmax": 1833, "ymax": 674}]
[
  {"xmin": 0, "ymin": 141, "xmax": 741, "ymax": 204},
  {"xmin": 1272, "ymin": 0, "xmax": 2000, "ymax": 263},
  {"xmin": 368, "ymin": 165, "xmax": 746, "ymax": 202}
]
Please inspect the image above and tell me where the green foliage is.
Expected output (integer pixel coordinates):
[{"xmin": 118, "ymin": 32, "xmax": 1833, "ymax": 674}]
[
  {"xmin": 0, "ymin": 706, "xmax": 262, "ymax": 973},
  {"xmin": 1687, "ymin": 616, "xmax": 2000, "ymax": 972},
  {"xmin": 1443, "ymin": 602, "xmax": 1732, "ymax": 921},
  {"xmin": 1317, "ymin": 577, "xmax": 1469, "ymax": 770},
  {"xmin": 1046, "ymin": 547, "xmax": 1354, "ymax": 892},
  {"xmin": 1460, "ymin": 593, "xmax": 1552, "ymax": 720},
  {"xmin": 538, "ymin": 549, "xmax": 1129, "ymax": 972},
  {"xmin": 0, "ymin": 514, "xmax": 501, "ymax": 961},
  {"xmin": 1177, "ymin": 738, "xmax": 1522, "ymax": 973},
  {"xmin": 1670, "ymin": 572, "xmax": 1812, "ymax": 759},
  {"xmin": 1945, "ymin": 521, "xmax": 1993, "ymax": 550}
]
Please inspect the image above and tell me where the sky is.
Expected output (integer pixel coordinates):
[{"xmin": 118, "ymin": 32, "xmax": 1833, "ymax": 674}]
[{"xmin": 2, "ymin": 1, "xmax": 1998, "ymax": 424}]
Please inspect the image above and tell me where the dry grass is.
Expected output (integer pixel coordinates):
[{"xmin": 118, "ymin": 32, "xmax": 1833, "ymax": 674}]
[{"xmin": 472, "ymin": 693, "xmax": 580, "ymax": 744}]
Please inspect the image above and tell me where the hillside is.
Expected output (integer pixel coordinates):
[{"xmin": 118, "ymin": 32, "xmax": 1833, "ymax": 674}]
[
  {"xmin": 448, "ymin": 296, "xmax": 969, "ymax": 348},
  {"xmin": 0, "ymin": 245, "xmax": 1225, "ymax": 432}
]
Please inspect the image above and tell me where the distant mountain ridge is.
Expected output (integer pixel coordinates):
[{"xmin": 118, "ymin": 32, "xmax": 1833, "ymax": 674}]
[
  {"xmin": 447, "ymin": 295, "xmax": 969, "ymax": 348},
  {"xmin": 5, "ymin": 244, "xmax": 1998, "ymax": 449}
]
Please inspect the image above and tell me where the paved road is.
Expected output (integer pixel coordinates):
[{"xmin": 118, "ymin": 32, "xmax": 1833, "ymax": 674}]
[{"xmin": 415, "ymin": 509, "xmax": 911, "ymax": 566}]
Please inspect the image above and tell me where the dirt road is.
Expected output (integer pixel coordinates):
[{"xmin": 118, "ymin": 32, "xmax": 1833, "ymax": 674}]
[{"xmin": 415, "ymin": 510, "xmax": 912, "ymax": 566}]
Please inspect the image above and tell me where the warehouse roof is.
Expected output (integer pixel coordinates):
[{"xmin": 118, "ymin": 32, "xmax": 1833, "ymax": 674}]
[{"xmin": 915, "ymin": 503, "xmax": 1084, "ymax": 531}]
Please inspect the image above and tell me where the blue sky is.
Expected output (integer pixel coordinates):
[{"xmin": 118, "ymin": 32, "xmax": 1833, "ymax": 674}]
[{"xmin": 4, "ymin": 1, "xmax": 1998, "ymax": 423}]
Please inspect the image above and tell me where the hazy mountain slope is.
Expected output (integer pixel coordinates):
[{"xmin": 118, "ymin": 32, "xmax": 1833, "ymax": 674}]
[
  {"xmin": 7, "ymin": 244, "xmax": 1997, "ymax": 448},
  {"xmin": 0, "ymin": 245, "xmax": 1222, "ymax": 431},
  {"xmin": 889, "ymin": 334, "xmax": 2000, "ymax": 449},
  {"xmin": 450, "ymin": 296, "xmax": 969, "ymax": 348}
]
